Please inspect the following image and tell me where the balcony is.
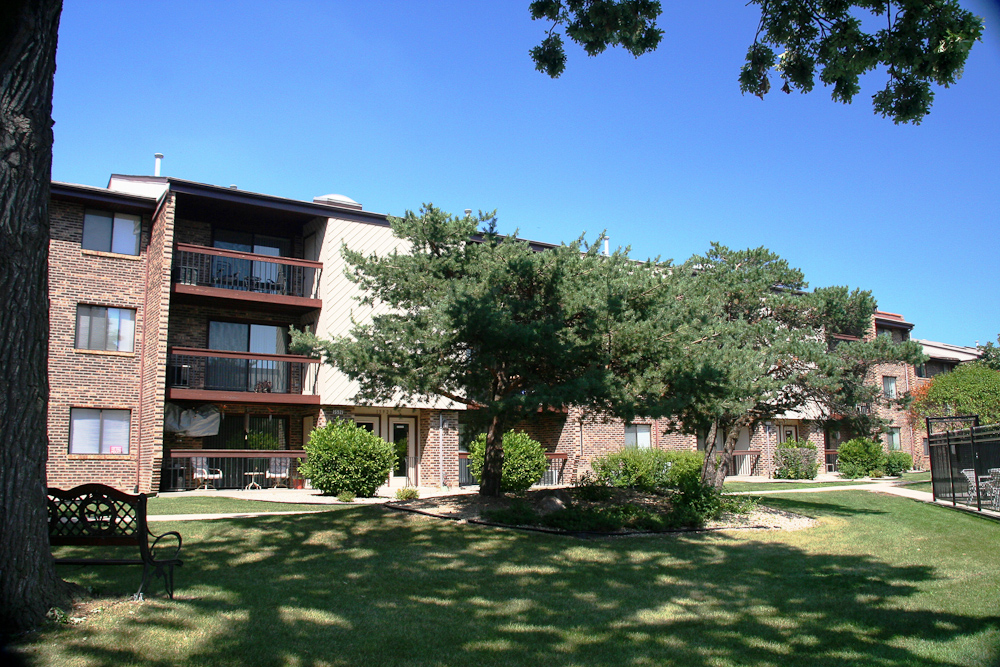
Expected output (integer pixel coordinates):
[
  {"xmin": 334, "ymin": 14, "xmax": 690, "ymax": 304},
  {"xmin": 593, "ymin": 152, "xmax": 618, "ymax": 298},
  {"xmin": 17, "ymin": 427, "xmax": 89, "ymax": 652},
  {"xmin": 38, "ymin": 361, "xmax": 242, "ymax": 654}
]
[
  {"xmin": 172, "ymin": 243, "xmax": 322, "ymax": 313},
  {"xmin": 167, "ymin": 348, "xmax": 320, "ymax": 405}
]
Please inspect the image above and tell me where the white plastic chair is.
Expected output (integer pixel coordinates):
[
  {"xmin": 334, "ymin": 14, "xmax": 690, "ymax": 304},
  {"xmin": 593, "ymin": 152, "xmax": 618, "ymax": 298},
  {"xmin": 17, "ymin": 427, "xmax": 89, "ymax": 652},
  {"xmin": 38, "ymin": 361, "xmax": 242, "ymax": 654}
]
[
  {"xmin": 265, "ymin": 457, "xmax": 290, "ymax": 488},
  {"xmin": 192, "ymin": 456, "xmax": 223, "ymax": 490}
]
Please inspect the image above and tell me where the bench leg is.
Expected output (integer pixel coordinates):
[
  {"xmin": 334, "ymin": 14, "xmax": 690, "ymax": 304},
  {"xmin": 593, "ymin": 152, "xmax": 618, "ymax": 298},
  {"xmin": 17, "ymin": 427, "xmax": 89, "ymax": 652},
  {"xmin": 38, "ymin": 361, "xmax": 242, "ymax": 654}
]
[{"xmin": 136, "ymin": 563, "xmax": 152, "ymax": 601}]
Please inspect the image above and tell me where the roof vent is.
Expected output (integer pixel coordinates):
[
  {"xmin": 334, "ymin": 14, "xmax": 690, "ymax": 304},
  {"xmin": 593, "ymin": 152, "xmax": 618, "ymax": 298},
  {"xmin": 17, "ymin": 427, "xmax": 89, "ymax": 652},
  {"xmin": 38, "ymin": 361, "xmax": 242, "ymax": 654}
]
[{"xmin": 313, "ymin": 193, "xmax": 361, "ymax": 210}]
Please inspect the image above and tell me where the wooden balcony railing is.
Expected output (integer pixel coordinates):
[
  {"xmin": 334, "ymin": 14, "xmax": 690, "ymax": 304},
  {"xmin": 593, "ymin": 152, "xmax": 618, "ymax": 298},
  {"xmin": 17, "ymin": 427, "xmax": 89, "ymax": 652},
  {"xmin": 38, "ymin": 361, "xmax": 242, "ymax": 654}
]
[
  {"xmin": 173, "ymin": 243, "xmax": 322, "ymax": 301},
  {"xmin": 167, "ymin": 348, "xmax": 320, "ymax": 404}
]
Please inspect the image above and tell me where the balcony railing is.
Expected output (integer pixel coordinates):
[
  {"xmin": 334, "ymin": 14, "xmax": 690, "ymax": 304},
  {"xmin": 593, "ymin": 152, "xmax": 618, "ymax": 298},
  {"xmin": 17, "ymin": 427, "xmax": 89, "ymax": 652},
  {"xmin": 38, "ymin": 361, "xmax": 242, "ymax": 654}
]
[
  {"xmin": 730, "ymin": 450, "xmax": 761, "ymax": 476},
  {"xmin": 167, "ymin": 348, "xmax": 319, "ymax": 403},
  {"xmin": 165, "ymin": 450, "xmax": 307, "ymax": 491},
  {"xmin": 458, "ymin": 452, "xmax": 567, "ymax": 487},
  {"xmin": 173, "ymin": 243, "xmax": 321, "ymax": 300}
]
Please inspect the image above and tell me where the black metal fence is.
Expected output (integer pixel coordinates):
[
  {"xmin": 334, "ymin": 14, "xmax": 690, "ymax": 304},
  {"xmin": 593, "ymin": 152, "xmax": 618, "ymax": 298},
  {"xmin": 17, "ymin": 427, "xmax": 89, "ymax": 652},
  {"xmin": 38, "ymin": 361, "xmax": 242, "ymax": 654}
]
[{"xmin": 928, "ymin": 419, "xmax": 1000, "ymax": 512}]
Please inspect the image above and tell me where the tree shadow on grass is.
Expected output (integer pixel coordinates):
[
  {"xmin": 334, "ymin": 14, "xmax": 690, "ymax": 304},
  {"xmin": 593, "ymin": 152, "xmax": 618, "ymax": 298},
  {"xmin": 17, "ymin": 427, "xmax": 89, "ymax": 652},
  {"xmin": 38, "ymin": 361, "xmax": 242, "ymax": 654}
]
[{"xmin": 24, "ymin": 496, "xmax": 1000, "ymax": 667}]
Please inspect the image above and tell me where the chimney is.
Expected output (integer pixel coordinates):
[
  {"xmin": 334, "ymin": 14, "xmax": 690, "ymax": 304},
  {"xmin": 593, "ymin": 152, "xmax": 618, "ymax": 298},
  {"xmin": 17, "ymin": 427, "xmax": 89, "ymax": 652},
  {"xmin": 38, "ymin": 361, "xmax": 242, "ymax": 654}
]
[{"xmin": 154, "ymin": 153, "xmax": 163, "ymax": 177}]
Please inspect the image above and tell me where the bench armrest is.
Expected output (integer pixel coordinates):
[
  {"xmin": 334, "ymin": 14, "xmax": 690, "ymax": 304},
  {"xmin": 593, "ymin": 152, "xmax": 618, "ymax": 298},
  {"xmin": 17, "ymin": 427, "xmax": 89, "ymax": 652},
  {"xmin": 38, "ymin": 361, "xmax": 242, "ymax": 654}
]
[{"xmin": 149, "ymin": 530, "xmax": 183, "ymax": 562}]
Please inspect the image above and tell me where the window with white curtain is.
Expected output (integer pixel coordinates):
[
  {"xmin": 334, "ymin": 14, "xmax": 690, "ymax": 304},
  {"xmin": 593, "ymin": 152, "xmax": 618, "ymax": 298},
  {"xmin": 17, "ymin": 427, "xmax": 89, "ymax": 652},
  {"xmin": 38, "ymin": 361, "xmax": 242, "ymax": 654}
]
[
  {"xmin": 76, "ymin": 305, "xmax": 136, "ymax": 352},
  {"xmin": 82, "ymin": 210, "xmax": 141, "ymax": 255},
  {"xmin": 69, "ymin": 408, "xmax": 130, "ymax": 454},
  {"xmin": 624, "ymin": 424, "xmax": 651, "ymax": 449}
]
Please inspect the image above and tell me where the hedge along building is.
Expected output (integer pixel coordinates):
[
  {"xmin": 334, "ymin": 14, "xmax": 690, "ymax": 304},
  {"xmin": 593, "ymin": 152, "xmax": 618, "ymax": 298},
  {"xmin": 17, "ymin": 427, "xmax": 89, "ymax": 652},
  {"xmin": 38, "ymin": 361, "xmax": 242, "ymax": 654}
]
[{"xmin": 46, "ymin": 171, "xmax": 927, "ymax": 493}]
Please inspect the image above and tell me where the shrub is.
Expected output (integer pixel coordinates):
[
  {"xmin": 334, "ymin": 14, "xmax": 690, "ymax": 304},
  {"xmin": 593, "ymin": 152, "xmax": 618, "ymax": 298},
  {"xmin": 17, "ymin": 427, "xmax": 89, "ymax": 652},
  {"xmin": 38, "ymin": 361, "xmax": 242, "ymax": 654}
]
[
  {"xmin": 774, "ymin": 439, "xmax": 820, "ymax": 480},
  {"xmin": 837, "ymin": 437, "xmax": 886, "ymax": 478},
  {"xmin": 884, "ymin": 451, "xmax": 913, "ymax": 476},
  {"xmin": 468, "ymin": 431, "xmax": 548, "ymax": 493},
  {"xmin": 337, "ymin": 491, "xmax": 356, "ymax": 503},
  {"xmin": 394, "ymin": 487, "xmax": 420, "ymax": 500},
  {"xmin": 591, "ymin": 448, "xmax": 704, "ymax": 493},
  {"xmin": 300, "ymin": 419, "xmax": 395, "ymax": 497}
]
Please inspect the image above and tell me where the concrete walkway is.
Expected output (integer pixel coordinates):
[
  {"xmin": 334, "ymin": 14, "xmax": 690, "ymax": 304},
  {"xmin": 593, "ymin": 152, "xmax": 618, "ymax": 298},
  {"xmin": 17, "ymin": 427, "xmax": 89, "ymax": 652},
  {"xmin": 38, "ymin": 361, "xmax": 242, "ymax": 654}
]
[
  {"xmin": 149, "ymin": 477, "xmax": 1000, "ymax": 522},
  {"xmin": 149, "ymin": 485, "xmax": 478, "ymax": 522}
]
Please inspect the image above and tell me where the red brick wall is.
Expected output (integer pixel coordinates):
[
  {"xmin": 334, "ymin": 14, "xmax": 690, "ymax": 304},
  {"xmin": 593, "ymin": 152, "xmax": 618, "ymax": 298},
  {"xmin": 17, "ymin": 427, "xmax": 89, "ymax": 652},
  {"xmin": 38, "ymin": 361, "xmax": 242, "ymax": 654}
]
[{"xmin": 47, "ymin": 200, "xmax": 150, "ymax": 492}]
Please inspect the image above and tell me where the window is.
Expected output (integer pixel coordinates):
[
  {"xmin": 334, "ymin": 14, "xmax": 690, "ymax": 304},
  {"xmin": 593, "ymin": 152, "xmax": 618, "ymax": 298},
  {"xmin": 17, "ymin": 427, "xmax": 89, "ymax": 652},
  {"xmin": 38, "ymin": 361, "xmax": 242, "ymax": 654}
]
[
  {"xmin": 82, "ymin": 210, "xmax": 141, "ymax": 255},
  {"xmin": 69, "ymin": 408, "xmax": 130, "ymax": 454},
  {"xmin": 882, "ymin": 376, "xmax": 897, "ymax": 400},
  {"xmin": 76, "ymin": 305, "xmax": 135, "ymax": 352},
  {"xmin": 625, "ymin": 424, "xmax": 651, "ymax": 449},
  {"xmin": 887, "ymin": 427, "xmax": 901, "ymax": 451}
]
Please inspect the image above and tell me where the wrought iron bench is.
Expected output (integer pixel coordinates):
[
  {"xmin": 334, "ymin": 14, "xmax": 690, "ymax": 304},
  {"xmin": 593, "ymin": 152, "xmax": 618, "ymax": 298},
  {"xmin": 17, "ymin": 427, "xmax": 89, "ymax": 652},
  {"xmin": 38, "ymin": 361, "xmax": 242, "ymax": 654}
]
[{"xmin": 47, "ymin": 484, "xmax": 182, "ymax": 599}]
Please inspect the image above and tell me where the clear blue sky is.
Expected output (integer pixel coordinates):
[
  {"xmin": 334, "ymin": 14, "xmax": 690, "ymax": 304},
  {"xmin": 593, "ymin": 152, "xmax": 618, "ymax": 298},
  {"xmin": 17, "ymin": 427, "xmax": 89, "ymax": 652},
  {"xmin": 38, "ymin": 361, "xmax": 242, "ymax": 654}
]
[{"xmin": 51, "ymin": 1, "xmax": 1000, "ymax": 347}]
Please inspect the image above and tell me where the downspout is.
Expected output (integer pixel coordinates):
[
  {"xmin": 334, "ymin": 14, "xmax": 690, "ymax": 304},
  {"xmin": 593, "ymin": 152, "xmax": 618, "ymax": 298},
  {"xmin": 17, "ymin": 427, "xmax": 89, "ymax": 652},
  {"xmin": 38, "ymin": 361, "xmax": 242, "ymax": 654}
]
[{"xmin": 439, "ymin": 413, "xmax": 444, "ymax": 488}]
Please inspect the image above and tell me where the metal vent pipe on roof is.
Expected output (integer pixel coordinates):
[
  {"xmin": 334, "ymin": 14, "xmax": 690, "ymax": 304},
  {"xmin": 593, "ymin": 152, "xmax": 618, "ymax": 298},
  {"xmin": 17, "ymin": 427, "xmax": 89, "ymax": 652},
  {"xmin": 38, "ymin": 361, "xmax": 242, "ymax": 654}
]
[{"xmin": 154, "ymin": 153, "xmax": 163, "ymax": 177}]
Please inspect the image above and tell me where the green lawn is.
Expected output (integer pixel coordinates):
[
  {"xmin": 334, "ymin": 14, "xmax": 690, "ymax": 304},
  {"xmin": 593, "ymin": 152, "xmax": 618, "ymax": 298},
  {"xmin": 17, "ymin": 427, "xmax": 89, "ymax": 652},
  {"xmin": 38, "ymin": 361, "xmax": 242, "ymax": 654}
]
[
  {"xmin": 147, "ymin": 496, "xmax": 333, "ymax": 515},
  {"xmin": 16, "ymin": 492, "xmax": 1000, "ymax": 667},
  {"xmin": 723, "ymin": 480, "xmax": 875, "ymax": 492}
]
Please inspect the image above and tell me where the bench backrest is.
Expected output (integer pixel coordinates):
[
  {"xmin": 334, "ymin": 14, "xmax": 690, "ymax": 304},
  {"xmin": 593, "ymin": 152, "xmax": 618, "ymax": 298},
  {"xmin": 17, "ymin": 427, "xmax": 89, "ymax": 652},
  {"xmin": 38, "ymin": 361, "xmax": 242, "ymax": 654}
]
[{"xmin": 48, "ymin": 483, "xmax": 150, "ymax": 549}]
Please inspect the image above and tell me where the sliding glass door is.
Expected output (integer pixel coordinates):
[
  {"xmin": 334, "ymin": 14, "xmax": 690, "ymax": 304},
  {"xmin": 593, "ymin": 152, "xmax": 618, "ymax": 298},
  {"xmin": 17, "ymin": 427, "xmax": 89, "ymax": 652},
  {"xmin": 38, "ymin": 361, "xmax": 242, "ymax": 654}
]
[{"xmin": 207, "ymin": 322, "xmax": 288, "ymax": 392}]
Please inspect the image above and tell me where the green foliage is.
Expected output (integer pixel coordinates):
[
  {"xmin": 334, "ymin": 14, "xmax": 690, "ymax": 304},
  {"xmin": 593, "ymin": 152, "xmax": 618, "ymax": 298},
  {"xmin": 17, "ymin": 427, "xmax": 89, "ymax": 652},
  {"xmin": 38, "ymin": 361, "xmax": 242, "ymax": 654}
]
[
  {"xmin": 299, "ymin": 420, "xmax": 395, "ymax": 497},
  {"xmin": 910, "ymin": 363, "xmax": 1000, "ymax": 426},
  {"xmin": 394, "ymin": 487, "xmax": 420, "ymax": 501},
  {"xmin": 977, "ymin": 334, "xmax": 1000, "ymax": 371},
  {"xmin": 246, "ymin": 430, "xmax": 281, "ymax": 450},
  {"xmin": 528, "ymin": 0, "xmax": 663, "ymax": 77},
  {"xmin": 774, "ymin": 439, "xmax": 820, "ymax": 480},
  {"xmin": 740, "ymin": 0, "xmax": 984, "ymax": 124},
  {"xmin": 590, "ymin": 448, "xmax": 703, "ymax": 493},
  {"xmin": 337, "ymin": 491, "xmax": 356, "ymax": 503},
  {"xmin": 837, "ymin": 438, "xmax": 886, "ymax": 479},
  {"xmin": 290, "ymin": 204, "xmax": 680, "ymax": 495},
  {"xmin": 468, "ymin": 431, "xmax": 548, "ymax": 493},
  {"xmin": 530, "ymin": 1, "xmax": 982, "ymax": 124},
  {"xmin": 884, "ymin": 452, "xmax": 913, "ymax": 477}
]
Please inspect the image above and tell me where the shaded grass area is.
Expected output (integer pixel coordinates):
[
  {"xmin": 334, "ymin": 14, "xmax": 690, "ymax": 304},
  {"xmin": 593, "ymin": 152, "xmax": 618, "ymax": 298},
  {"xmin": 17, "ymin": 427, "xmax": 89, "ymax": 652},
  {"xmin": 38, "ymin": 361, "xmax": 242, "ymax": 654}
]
[
  {"xmin": 147, "ymin": 496, "xmax": 334, "ymax": 516},
  {"xmin": 17, "ymin": 492, "xmax": 1000, "ymax": 667},
  {"xmin": 723, "ymin": 480, "xmax": 874, "ymax": 492}
]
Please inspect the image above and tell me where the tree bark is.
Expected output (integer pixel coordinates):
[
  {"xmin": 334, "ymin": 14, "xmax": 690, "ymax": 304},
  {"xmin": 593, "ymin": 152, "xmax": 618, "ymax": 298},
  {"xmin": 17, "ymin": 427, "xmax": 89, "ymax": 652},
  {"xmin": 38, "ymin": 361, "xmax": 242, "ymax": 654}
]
[
  {"xmin": 0, "ymin": 0, "xmax": 72, "ymax": 634},
  {"xmin": 478, "ymin": 413, "xmax": 506, "ymax": 497},
  {"xmin": 701, "ymin": 420, "xmax": 742, "ymax": 490}
]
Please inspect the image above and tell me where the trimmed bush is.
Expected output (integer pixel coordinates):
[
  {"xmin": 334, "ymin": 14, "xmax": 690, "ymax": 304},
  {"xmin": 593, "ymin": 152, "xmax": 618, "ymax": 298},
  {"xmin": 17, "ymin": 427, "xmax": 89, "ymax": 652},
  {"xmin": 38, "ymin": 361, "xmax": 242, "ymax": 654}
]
[
  {"xmin": 591, "ymin": 448, "xmax": 704, "ymax": 493},
  {"xmin": 837, "ymin": 437, "xmax": 886, "ymax": 478},
  {"xmin": 468, "ymin": 431, "xmax": 548, "ymax": 493},
  {"xmin": 884, "ymin": 451, "xmax": 913, "ymax": 476},
  {"xmin": 300, "ymin": 419, "xmax": 395, "ymax": 497},
  {"xmin": 774, "ymin": 439, "xmax": 820, "ymax": 480},
  {"xmin": 394, "ymin": 487, "xmax": 420, "ymax": 500}
]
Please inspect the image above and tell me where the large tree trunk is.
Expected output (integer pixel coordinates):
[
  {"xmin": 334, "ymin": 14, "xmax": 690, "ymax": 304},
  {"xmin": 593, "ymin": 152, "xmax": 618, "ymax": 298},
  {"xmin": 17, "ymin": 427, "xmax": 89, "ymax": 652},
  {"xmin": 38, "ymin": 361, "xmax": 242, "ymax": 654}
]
[
  {"xmin": 701, "ymin": 420, "xmax": 743, "ymax": 490},
  {"xmin": 478, "ymin": 413, "xmax": 506, "ymax": 497},
  {"xmin": 0, "ymin": 0, "xmax": 72, "ymax": 634}
]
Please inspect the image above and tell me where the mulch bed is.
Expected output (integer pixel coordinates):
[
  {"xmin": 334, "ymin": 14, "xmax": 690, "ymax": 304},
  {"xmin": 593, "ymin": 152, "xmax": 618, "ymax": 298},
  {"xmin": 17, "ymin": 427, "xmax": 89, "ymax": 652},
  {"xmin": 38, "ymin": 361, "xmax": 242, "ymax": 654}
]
[{"xmin": 387, "ymin": 487, "xmax": 817, "ymax": 536}]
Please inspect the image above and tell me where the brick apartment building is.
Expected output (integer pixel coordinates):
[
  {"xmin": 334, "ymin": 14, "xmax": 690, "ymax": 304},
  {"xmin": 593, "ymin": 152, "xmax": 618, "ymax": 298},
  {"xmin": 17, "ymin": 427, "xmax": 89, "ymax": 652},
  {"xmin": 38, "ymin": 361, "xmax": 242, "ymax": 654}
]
[{"xmin": 46, "ymin": 175, "xmax": 936, "ymax": 493}]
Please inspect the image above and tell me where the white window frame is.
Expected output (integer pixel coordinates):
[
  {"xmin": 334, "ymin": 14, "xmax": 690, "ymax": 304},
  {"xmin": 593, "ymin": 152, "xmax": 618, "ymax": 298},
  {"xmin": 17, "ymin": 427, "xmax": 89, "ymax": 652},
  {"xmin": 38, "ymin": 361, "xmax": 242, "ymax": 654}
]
[
  {"xmin": 624, "ymin": 424, "xmax": 651, "ymax": 449},
  {"xmin": 76, "ymin": 305, "xmax": 136, "ymax": 352},
  {"xmin": 882, "ymin": 376, "xmax": 897, "ymax": 400},
  {"xmin": 69, "ymin": 408, "xmax": 131, "ymax": 454},
  {"xmin": 82, "ymin": 210, "xmax": 141, "ymax": 255},
  {"xmin": 887, "ymin": 427, "xmax": 901, "ymax": 451}
]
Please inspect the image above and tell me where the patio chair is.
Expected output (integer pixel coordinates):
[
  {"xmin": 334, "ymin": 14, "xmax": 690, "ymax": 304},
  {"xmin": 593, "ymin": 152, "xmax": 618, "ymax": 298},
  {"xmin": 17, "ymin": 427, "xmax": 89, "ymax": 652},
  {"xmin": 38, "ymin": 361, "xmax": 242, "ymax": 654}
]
[
  {"xmin": 265, "ymin": 457, "xmax": 290, "ymax": 488},
  {"xmin": 192, "ymin": 457, "xmax": 223, "ymax": 490}
]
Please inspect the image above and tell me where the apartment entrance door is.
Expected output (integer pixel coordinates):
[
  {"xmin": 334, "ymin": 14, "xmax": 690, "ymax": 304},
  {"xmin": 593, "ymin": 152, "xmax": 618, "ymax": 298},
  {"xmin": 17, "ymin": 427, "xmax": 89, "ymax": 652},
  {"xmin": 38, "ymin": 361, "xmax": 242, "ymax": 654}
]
[
  {"xmin": 779, "ymin": 424, "xmax": 799, "ymax": 444},
  {"xmin": 388, "ymin": 418, "xmax": 416, "ymax": 487}
]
